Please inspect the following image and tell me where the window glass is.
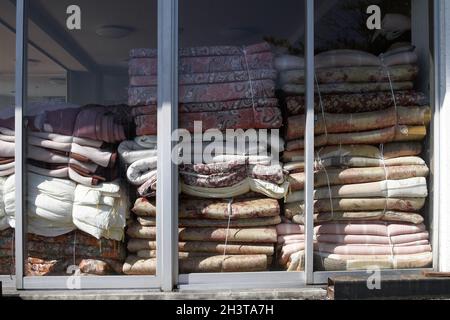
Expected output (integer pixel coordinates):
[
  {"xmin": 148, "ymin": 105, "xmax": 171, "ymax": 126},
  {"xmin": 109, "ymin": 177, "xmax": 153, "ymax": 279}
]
[
  {"xmin": 0, "ymin": 0, "xmax": 16, "ymax": 276},
  {"xmin": 23, "ymin": 0, "xmax": 158, "ymax": 279},
  {"xmin": 311, "ymin": 0, "xmax": 433, "ymax": 271},
  {"xmin": 176, "ymin": 0, "xmax": 305, "ymax": 274}
]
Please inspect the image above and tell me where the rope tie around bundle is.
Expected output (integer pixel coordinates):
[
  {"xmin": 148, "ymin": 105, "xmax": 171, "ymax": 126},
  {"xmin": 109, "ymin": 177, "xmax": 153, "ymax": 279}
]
[{"xmin": 221, "ymin": 197, "xmax": 234, "ymax": 272}]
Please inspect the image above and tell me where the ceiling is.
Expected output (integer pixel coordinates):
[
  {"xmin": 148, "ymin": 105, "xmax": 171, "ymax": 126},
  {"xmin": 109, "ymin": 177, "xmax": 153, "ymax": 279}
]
[
  {"xmin": 0, "ymin": 0, "xmax": 348, "ymax": 74},
  {"xmin": 31, "ymin": 0, "xmax": 310, "ymax": 70}
]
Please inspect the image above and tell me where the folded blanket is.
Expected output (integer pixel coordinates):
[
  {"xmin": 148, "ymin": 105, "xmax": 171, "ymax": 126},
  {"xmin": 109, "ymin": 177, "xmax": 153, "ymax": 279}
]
[
  {"xmin": 287, "ymin": 125, "xmax": 427, "ymax": 149},
  {"xmin": 126, "ymin": 158, "xmax": 157, "ymax": 186},
  {"xmin": 288, "ymin": 165, "xmax": 429, "ymax": 191},
  {"xmin": 128, "ymin": 79, "xmax": 275, "ymax": 105},
  {"xmin": 72, "ymin": 105, "xmax": 128, "ymax": 143},
  {"xmin": 180, "ymin": 197, "xmax": 280, "ymax": 220},
  {"xmin": 279, "ymin": 65, "xmax": 419, "ymax": 86},
  {"xmin": 123, "ymin": 254, "xmax": 269, "ymax": 275},
  {"xmin": 286, "ymin": 106, "xmax": 430, "ymax": 140},
  {"xmin": 0, "ymin": 139, "xmax": 14, "ymax": 158},
  {"xmin": 25, "ymin": 172, "xmax": 77, "ymax": 237},
  {"xmin": 130, "ymin": 69, "xmax": 277, "ymax": 87},
  {"xmin": 283, "ymin": 81, "xmax": 414, "ymax": 95},
  {"xmin": 316, "ymin": 231, "xmax": 429, "ymax": 245},
  {"xmin": 285, "ymin": 91, "xmax": 427, "ymax": 115},
  {"xmin": 127, "ymin": 238, "xmax": 274, "ymax": 255},
  {"xmin": 181, "ymin": 177, "xmax": 289, "ymax": 199},
  {"xmin": 131, "ymin": 98, "xmax": 279, "ymax": 115},
  {"xmin": 134, "ymin": 107, "xmax": 282, "ymax": 135},
  {"xmin": 129, "ymin": 50, "xmax": 274, "ymax": 76},
  {"xmin": 286, "ymin": 210, "xmax": 424, "ymax": 225},
  {"xmin": 283, "ymin": 142, "xmax": 423, "ymax": 161},
  {"xmin": 314, "ymin": 49, "xmax": 418, "ymax": 69},
  {"xmin": 314, "ymin": 251, "xmax": 432, "ymax": 271},
  {"xmin": 284, "ymin": 198, "xmax": 426, "ymax": 214},
  {"xmin": 118, "ymin": 139, "xmax": 157, "ymax": 165},
  {"xmin": 130, "ymin": 42, "xmax": 271, "ymax": 59},
  {"xmin": 126, "ymin": 223, "xmax": 277, "ymax": 243},
  {"xmin": 0, "ymin": 178, "xmax": 8, "ymax": 231},
  {"xmin": 316, "ymin": 222, "xmax": 426, "ymax": 237},
  {"xmin": 285, "ymin": 177, "xmax": 428, "ymax": 203}
]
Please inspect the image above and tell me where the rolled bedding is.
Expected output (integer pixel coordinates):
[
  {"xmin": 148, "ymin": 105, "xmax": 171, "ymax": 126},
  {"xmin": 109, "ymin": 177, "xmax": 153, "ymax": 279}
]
[
  {"xmin": 123, "ymin": 254, "xmax": 269, "ymax": 275},
  {"xmin": 24, "ymin": 231, "xmax": 125, "ymax": 275},
  {"xmin": 285, "ymin": 198, "xmax": 426, "ymax": 215},
  {"xmin": 288, "ymin": 164, "xmax": 429, "ymax": 191},
  {"xmin": 285, "ymin": 177, "xmax": 428, "ymax": 203},
  {"xmin": 181, "ymin": 177, "xmax": 289, "ymax": 200},
  {"xmin": 0, "ymin": 128, "xmax": 15, "ymax": 176},
  {"xmin": 279, "ymin": 64, "xmax": 419, "ymax": 86},
  {"xmin": 284, "ymin": 91, "xmax": 427, "ymax": 115},
  {"xmin": 134, "ymin": 107, "xmax": 283, "ymax": 135},
  {"xmin": 314, "ymin": 251, "xmax": 432, "ymax": 271},
  {"xmin": 126, "ymin": 223, "xmax": 277, "ymax": 243},
  {"xmin": 128, "ymin": 42, "xmax": 273, "ymax": 77},
  {"xmin": 286, "ymin": 106, "xmax": 431, "ymax": 140},
  {"xmin": 286, "ymin": 210, "xmax": 424, "ymax": 225},
  {"xmin": 118, "ymin": 138, "xmax": 158, "ymax": 196},
  {"xmin": 23, "ymin": 172, "xmax": 77, "ymax": 237},
  {"xmin": 283, "ymin": 142, "xmax": 423, "ymax": 163}
]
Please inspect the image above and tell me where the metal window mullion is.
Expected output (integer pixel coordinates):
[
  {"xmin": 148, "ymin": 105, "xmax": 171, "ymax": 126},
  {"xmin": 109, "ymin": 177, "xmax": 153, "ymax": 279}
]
[
  {"xmin": 431, "ymin": 0, "xmax": 440, "ymax": 272},
  {"xmin": 304, "ymin": 0, "xmax": 315, "ymax": 285},
  {"xmin": 14, "ymin": 0, "xmax": 28, "ymax": 290},
  {"xmin": 156, "ymin": 0, "xmax": 179, "ymax": 292}
]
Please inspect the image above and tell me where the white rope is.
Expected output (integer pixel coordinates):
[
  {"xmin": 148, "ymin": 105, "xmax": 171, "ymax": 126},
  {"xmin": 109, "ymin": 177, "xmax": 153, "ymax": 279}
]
[
  {"xmin": 243, "ymin": 48, "xmax": 257, "ymax": 114},
  {"xmin": 316, "ymin": 148, "xmax": 334, "ymax": 219},
  {"xmin": 221, "ymin": 198, "xmax": 234, "ymax": 272}
]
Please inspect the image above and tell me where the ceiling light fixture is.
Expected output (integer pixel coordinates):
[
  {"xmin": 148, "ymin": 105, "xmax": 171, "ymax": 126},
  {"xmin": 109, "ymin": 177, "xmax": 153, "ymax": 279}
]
[{"xmin": 96, "ymin": 25, "xmax": 135, "ymax": 39}]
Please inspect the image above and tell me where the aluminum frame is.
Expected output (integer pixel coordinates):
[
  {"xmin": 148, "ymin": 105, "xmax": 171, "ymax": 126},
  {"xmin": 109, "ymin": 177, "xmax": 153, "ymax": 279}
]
[
  {"xmin": 11, "ymin": 0, "xmax": 162, "ymax": 291},
  {"xmin": 14, "ymin": 0, "xmax": 27, "ymax": 290},
  {"xmin": 7, "ymin": 0, "xmax": 442, "ymax": 291}
]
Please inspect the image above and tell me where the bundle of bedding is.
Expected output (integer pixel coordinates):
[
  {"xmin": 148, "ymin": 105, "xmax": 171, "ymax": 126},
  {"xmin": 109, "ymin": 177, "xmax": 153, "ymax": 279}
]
[
  {"xmin": 128, "ymin": 42, "xmax": 282, "ymax": 135},
  {"xmin": 0, "ymin": 229, "xmax": 125, "ymax": 276},
  {"xmin": 277, "ymin": 47, "xmax": 430, "ymax": 149},
  {"xmin": 123, "ymin": 196, "xmax": 279, "ymax": 274},
  {"xmin": 118, "ymin": 136, "xmax": 157, "ymax": 197},
  {"xmin": 178, "ymin": 132, "xmax": 288, "ymax": 200},
  {"xmin": 26, "ymin": 103, "xmax": 129, "ymax": 186},
  {"xmin": 276, "ymin": 45, "xmax": 433, "ymax": 271},
  {"xmin": 314, "ymin": 221, "xmax": 432, "ymax": 271}
]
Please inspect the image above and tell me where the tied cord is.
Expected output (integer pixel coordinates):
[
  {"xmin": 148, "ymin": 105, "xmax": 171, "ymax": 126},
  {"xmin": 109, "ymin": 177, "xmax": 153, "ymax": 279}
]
[
  {"xmin": 315, "ymin": 74, "xmax": 328, "ymax": 142},
  {"xmin": 380, "ymin": 54, "xmax": 400, "ymax": 138},
  {"xmin": 379, "ymin": 143, "xmax": 389, "ymax": 217},
  {"xmin": 386, "ymin": 222, "xmax": 396, "ymax": 268},
  {"xmin": 73, "ymin": 230, "xmax": 77, "ymax": 268},
  {"xmin": 242, "ymin": 47, "xmax": 257, "ymax": 119},
  {"xmin": 316, "ymin": 148, "xmax": 334, "ymax": 220},
  {"xmin": 221, "ymin": 198, "xmax": 234, "ymax": 272}
]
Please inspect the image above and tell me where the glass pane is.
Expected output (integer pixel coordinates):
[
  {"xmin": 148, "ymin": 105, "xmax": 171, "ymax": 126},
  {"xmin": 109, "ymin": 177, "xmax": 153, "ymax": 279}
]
[
  {"xmin": 24, "ymin": 0, "xmax": 157, "ymax": 279},
  {"xmin": 0, "ymin": 0, "xmax": 16, "ymax": 276},
  {"xmin": 312, "ymin": 0, "xmax": 432, "ymax": 271},
  {"xmin": 176, "ymin": 0, "xmax": 305, "ymax": 274}
]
